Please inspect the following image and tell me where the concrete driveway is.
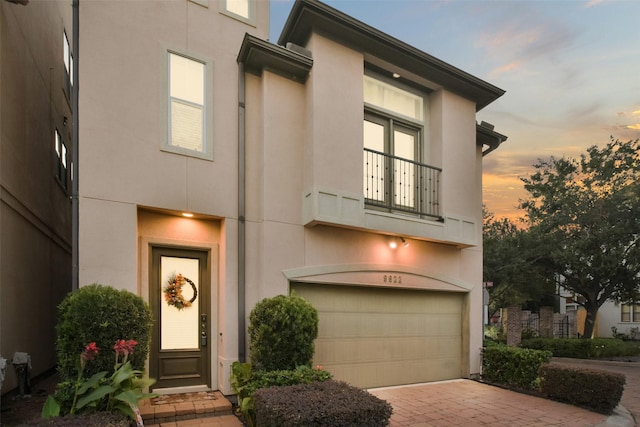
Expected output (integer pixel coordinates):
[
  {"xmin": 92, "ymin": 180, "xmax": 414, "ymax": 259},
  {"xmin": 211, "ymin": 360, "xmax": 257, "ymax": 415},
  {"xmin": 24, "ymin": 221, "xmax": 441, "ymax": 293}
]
[{"xmin": 370, "ymin": 359, "xmax": 639, "ymax": 427}]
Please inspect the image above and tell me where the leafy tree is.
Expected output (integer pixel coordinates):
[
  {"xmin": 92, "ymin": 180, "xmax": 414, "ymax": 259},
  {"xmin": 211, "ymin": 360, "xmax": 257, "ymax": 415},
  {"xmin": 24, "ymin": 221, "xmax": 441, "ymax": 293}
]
[
  {"xmin": 520, "ymin": 138, "xmax": 640, "ymax": 338},
  {"xmin": 483, "ymin": 207, "xmax": 556, "ymax": 318}
]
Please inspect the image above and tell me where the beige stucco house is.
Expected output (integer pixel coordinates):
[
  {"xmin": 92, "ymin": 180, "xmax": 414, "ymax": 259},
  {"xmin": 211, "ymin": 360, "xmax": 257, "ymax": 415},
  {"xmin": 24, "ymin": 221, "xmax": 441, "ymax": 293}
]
[{"xmin": 1, "ymin": 0, "xmax": 506, "ymax": 396}]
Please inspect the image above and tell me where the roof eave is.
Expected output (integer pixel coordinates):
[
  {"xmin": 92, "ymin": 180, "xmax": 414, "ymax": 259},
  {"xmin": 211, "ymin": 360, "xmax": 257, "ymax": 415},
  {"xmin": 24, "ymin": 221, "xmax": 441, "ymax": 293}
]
[
  {"xmin": 278, "ymin": 0, "xmax": 505, "ymax": 111},
  {"xmin": 238, "ymin": 33, "xmax": 313, "ymax": 83}
]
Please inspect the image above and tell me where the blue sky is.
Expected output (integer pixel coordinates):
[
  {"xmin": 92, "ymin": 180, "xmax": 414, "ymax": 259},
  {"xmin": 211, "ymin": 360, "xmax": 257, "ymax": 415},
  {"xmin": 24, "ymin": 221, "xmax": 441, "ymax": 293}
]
[{"xmin": 269, "ymin": 0, "xmax": 640, "ymax": 221}]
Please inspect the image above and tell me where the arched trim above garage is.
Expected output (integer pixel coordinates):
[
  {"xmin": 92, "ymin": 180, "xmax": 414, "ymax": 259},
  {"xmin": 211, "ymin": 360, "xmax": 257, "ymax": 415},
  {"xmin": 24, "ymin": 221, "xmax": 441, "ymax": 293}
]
[{"xmin": 283, "ymin": 263, "xmax": 473, "ymax": 292}]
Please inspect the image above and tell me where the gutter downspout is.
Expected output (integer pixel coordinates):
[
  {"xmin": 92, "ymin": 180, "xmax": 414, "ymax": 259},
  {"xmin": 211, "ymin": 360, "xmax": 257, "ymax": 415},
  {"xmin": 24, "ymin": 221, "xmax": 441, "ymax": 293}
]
[
  {"xmin": 71, "ymin": 0, "xmax": 79, "ymax": 291},
  {"xmin": 237, "ymin": 62, "xmax": 246, "ymax": 362}
]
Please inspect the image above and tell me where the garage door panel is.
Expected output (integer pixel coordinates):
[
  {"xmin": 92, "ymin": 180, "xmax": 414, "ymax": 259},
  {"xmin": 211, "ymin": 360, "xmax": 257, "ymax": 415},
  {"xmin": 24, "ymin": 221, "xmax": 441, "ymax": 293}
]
[
  {"xmin": 315, "ymin": 337, "xmax": 433, "ymax": 363},
  {"xmin": 293, "ymin": 283, "xmax": 463, "ymax": 388},
  {"xmin": 322, "ymin": 358, "xmax": 461, "ymax": 389},
  {"xmin": 319, "ymin": 313, "xmax": 443, "ymax": 338}
]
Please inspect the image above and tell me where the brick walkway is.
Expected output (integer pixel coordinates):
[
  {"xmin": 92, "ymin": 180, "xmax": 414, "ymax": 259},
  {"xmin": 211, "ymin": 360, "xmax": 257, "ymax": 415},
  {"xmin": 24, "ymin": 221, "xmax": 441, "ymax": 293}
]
[{"xmin": 370, "ymin": 379, "xmax": 607, "ymax": 427}]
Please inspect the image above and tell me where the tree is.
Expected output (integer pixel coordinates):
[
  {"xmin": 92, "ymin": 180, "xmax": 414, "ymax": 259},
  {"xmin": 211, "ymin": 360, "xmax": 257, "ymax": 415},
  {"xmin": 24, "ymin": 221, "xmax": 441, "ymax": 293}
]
[
  {"xmin": 520, "ymin": 138, "xmax": 640, "ymax": 338},
  {"xmin": 483, "ymin": 207, "xmax": 556, "ymax": 319}
]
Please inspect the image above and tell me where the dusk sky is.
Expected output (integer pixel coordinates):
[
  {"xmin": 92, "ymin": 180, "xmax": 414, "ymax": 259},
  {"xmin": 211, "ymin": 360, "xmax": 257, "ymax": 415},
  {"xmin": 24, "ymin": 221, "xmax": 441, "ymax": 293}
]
[{"xmin": 269, "ymin": 0, "xmax": 640, "ymax": 222}]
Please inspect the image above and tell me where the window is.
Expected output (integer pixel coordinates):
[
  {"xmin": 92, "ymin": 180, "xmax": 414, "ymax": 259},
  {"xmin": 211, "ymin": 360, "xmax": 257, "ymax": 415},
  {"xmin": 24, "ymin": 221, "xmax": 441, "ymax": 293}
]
[
  {"xmin": 166, "ymin": 51, "xmax": 211, "ymax": 159},
  {"xmin": 220, "ymin": 0, "xmax": 254, "ymax": 23},
  {"xmin": 55, "ymin": 129, "xmax": 68, "ymax": 190},
  {"xmin": 63, "ymin": 31, "xmax": 73, "ymax": 96},
  {"xmin": 621, "ymin": 303, "xmax": 640, "ymax": 322},
  {"xmin": 363, "ymin": 75, "xmax": 440, "ymax": 218}
]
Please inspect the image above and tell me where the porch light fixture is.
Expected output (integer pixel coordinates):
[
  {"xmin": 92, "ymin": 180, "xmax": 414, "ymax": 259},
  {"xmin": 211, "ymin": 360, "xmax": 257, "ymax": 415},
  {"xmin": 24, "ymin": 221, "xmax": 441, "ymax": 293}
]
[
  {"xmin": 182, "ymin": 212, "xmax": 194, "ymax": 218},
  {"xmin": 389, "ymin": 237, "xmax": 409, "ymax": 249}
]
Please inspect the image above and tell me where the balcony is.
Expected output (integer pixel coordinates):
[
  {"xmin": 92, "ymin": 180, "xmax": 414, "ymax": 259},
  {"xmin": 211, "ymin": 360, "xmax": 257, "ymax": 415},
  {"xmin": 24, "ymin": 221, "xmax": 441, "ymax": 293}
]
[{"xmin": 364, "ymin": 148, "xmax": 442, "ymax": 220}]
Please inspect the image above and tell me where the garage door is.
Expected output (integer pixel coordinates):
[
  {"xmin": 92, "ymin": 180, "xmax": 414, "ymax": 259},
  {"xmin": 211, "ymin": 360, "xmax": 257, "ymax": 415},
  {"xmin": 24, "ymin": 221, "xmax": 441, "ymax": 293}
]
[{"xmin": 292, "ymin": 283, "xmax": 464, "ymax": 389}]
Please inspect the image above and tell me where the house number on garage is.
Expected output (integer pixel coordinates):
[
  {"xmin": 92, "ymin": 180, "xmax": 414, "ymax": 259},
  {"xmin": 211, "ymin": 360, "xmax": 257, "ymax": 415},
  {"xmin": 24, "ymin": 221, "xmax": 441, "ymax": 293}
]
[{"xmin": 383, "ymin": 274, "xmax": 402, "ymax": 284}]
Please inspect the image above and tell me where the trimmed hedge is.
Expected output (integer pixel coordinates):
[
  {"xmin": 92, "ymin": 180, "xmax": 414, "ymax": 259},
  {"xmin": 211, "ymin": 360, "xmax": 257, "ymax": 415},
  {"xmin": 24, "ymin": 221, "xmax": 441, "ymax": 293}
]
[
  {"xmin": 482, "ymin": 344, "xmax": 551, "ymax": 390},
  {"xmin": 521, "ymin": 337, "xmax": 628, "ymax": 358},
  {"xmin": 254, "ymin": 380, "xmax": 392, "ymax": 427},
  {"xmin": 230, "ymin": 362, "xmax": 333, "ymax": 427},
  {"xmin": 539, "ymin": 364, "xmax": 625, "ymax": 414}
]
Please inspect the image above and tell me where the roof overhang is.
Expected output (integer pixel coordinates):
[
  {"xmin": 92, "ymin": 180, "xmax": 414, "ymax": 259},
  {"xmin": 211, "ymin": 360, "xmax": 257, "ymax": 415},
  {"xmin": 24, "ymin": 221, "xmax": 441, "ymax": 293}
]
[
  {"xmin": 237, "ymin": 33, "xmax": 313, "ymax": 83},
  {"xmin": 477, "ymin": 121, "xmax": 508, "ymax": 156},
  {"xmin": 278, "ymin": 0, "xmax": 505, "ymax": 111}
]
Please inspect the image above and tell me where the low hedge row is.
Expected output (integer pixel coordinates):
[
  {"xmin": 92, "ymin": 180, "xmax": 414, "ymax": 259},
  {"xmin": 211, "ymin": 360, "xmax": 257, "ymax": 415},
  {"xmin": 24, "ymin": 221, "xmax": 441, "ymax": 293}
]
[
  {"xmin": 482, "ymin": 345, "xmax": 552, "ymax": 390},
  {"xmin": 254, "ymin": 380, "xmax": 392, "ymax": 427},
  {"xmin": 539, "ymin": 364, "xmax": 625, "ymax": 414},
  {"xmin": 521, "ymin": 337, "xmax": 628, "ymax": 358}
]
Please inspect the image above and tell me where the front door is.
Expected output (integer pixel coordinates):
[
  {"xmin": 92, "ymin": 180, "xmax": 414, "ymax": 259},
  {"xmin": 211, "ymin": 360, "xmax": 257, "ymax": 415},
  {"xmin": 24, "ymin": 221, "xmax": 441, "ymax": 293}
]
[{"xmin": 150, "ymin": 246, "xmax": 211, "ymax": 390}]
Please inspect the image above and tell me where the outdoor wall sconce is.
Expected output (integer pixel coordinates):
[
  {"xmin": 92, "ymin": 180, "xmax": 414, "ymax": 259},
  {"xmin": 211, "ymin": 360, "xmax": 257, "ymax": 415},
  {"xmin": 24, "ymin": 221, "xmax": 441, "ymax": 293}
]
[{"xmin": 389, "ymin": 237, "xmax": 409, "ymax": 249}]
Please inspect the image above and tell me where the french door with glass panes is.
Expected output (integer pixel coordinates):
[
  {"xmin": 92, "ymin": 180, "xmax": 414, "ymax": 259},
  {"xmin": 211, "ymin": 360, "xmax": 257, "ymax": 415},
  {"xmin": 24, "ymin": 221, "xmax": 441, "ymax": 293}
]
[{"xmin": 363, "ymin": 112, "xmax": 421, "ymax": 211}]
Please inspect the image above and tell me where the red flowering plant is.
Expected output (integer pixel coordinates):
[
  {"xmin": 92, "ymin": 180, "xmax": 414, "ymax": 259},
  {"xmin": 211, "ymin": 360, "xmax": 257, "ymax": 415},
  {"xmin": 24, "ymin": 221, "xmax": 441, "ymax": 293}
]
[{"xmin": 43, "ymin": 339, "xmax": 156, "ymax": 422}]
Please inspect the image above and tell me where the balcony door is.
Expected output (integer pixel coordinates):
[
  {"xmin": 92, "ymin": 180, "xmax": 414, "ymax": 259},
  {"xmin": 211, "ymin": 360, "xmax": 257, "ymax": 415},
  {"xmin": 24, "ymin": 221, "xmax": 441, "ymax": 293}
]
[{"xmin": 363, "ymin": 112, "xmax": 420, "ymax": 210}]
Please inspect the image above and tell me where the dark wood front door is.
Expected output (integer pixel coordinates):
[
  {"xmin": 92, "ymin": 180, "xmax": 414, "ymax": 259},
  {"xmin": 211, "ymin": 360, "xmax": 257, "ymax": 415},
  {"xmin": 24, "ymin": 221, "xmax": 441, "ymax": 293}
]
[{"xmin": 150, "ymin": 246, "xmax": 210, "ymax": 390}]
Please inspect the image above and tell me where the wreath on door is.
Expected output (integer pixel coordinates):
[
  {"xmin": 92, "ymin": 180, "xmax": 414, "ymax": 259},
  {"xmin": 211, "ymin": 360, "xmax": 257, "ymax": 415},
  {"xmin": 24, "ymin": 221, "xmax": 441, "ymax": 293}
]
[{"xmin": 164, "ymin": 273, "xmax": 197, "ymax": 310}]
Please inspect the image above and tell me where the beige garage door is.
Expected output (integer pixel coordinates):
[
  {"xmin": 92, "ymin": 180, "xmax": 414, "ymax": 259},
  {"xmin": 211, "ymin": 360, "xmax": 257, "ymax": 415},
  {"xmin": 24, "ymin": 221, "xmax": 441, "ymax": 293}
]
[{"xmin": 292, "ymin": 283, "xmax": 464, "ymax": 389}]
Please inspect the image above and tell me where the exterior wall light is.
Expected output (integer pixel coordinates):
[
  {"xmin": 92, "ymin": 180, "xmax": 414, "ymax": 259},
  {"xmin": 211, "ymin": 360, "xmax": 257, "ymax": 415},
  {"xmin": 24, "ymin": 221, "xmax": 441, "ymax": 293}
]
[{"xmin": 389, "ymin": 237, "xmax": 409, "ymax": 249}]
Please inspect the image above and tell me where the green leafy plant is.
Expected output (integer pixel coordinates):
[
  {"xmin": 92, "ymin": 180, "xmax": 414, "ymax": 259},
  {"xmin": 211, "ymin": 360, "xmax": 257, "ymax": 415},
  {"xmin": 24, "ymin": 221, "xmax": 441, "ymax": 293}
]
[
  {"xmin": 43, "ymin": 340, "xmax": 157, "ymax": 421},
  {"xmin": 482, "ymin": 344, "xmax": 551, "ymax": 390},
  {"xmin": 230, "ymin": 362, "xmax": 256, "ymax": 427},
  {"xmin": 521, "ymin": 337, "xmax": 637, "ymax": 358},
  {"xmin": 56, "ymin": 284, "xmax": 153, "ymax": 382},
  {"xmin": 230, "ymin": 362, "xmax": 332, "ymax": 427},
  {"xmin": 248, "ymin": 292, "xmax": 319, "ymax": 371}
]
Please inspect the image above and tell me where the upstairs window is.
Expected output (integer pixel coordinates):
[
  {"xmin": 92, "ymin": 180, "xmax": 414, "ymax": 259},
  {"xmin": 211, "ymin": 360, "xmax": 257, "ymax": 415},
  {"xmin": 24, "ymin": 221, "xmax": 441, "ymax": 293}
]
[
  {"xmin": 165, "ymin": 51, "xmax": 211, "ymax": 159},
  {"xmin": 363, "ymin": 74, "xmax": 440, "ymax": 218},
  {"xmin": 63, "ymin": 31, "xmax": 73, "ymax": 97},
  {"xmin": 55, "ymin": 129, "xmax": 69, "ymax": 190},
  {"xmin": 220, "ymin": 0, "xmax": 254, "ymax": 23},
  {"xmin": 621, "ymin": 303, "xmax": 640, "ymax": 322}
]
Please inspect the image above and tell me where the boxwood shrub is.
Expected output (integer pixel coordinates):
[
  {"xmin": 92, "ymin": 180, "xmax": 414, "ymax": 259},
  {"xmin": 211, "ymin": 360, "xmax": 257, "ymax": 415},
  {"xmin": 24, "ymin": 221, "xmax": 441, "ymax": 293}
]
[
  {"xmin": 56, "ymin": 284, "xmax": 153, "ymax": 381},
  {"xmin": 539, "ymin": 364, "xmax": 625, "ymax": 414},
  {"xmin": 249, "ymin": 293, "xmax": 318, "ymax": 371},
  {"xmin": 254, "ymin": 380, "xmax": 392, "ymax": 427},
  {"xmin": 482, "ymin": 344, "xmax": 551, "ymax": 390}
]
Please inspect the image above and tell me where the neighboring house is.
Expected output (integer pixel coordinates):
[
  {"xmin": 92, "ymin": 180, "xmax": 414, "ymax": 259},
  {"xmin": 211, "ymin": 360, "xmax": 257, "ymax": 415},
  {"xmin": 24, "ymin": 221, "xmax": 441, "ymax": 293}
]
[
  {"xmin": 597, "ymin": 300, "xmax": 640, "ymax": 339},
  {"xmin": 2, "ymin": 0, "xmax": 506, "ymax": 397},
  {"xmin": 0, "ymin": 0, "xmax": 74, "ymax": 393}
]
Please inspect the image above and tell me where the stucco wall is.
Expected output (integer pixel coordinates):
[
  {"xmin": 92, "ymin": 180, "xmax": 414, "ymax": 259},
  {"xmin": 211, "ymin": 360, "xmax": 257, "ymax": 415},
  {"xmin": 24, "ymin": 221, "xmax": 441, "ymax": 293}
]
[
  {"xmin": 243, "ymin": 29, "xmax": 486, "ymax": 377},
  {"xmin": 1, "ymin": 0, "xmax": 73, "ymax": 394}
]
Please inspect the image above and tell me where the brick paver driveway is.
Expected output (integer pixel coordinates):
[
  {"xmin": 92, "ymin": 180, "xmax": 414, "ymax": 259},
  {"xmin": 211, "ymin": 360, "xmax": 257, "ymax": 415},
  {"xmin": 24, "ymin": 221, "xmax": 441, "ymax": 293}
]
[
  {"xmin": 370, "ymin": 379, "xmax": 607, "ymax": 427},
  {"xmin": 371, "ymin": 358, "xmax": 639, "ymax": 427}
]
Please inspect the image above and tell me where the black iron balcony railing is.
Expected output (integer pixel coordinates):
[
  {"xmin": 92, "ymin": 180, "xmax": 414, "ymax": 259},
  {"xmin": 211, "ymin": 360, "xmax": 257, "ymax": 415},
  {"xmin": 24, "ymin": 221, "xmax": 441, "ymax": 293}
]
[{"xmin": 364, "ymin": 148, "xmax": 442, "ymax": 219}]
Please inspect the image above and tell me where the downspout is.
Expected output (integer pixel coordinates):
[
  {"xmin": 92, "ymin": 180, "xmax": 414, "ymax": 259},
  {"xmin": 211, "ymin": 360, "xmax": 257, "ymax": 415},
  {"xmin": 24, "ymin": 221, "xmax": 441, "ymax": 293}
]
[
  {"xmin": 237, "ymin": 62, "xmax": 246, "ymax": 362},
  {"xmin": 71, "ymin": 0, "xmax": 79, "ymax": 291}
]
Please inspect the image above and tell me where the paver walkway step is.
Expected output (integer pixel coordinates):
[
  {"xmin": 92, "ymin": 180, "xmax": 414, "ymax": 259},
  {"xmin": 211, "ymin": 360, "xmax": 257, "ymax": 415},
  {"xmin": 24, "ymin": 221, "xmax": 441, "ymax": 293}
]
[{"xmin": 139, "ymin": 390, "xmax": 243, "ymax": 427}]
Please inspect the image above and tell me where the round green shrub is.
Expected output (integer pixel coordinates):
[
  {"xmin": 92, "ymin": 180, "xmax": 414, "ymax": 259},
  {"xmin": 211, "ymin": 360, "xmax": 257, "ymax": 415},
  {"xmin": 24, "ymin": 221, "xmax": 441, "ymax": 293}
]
[
  {"xmin": 56, "ymin": 284, "xmax": 153, "ymax": 381},
  {"xmin": 249, "ymin": 293, "xmax": 318, "ymax": 371}
]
